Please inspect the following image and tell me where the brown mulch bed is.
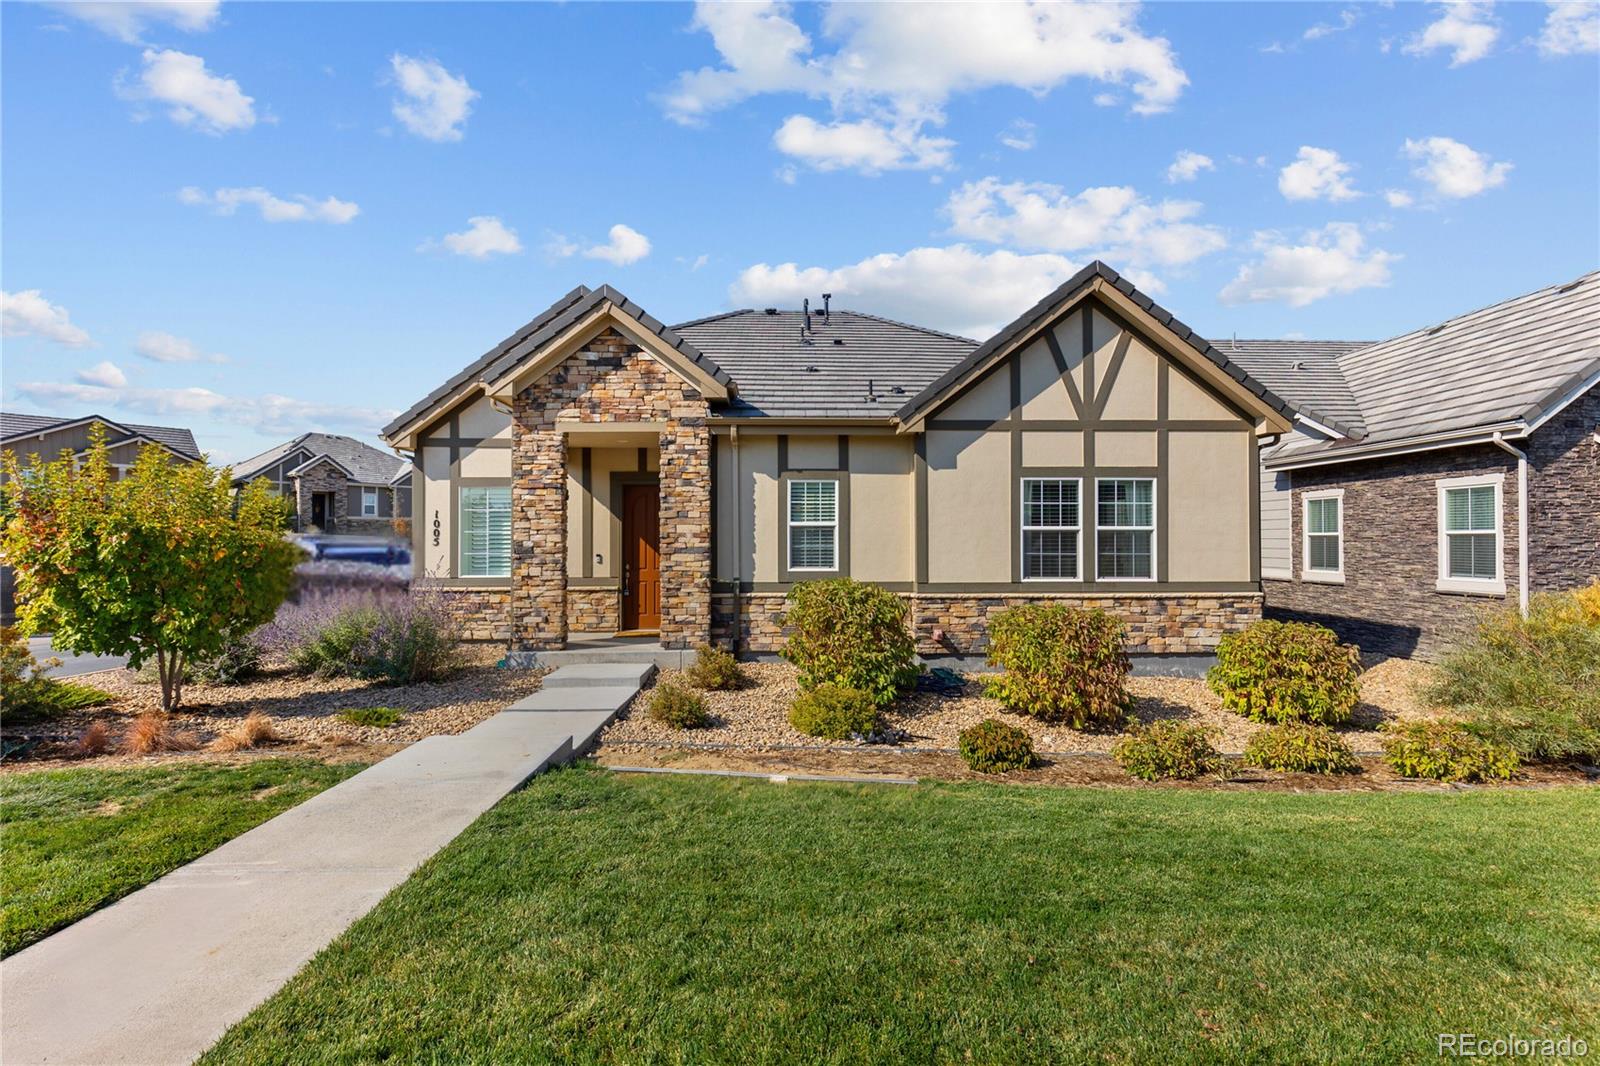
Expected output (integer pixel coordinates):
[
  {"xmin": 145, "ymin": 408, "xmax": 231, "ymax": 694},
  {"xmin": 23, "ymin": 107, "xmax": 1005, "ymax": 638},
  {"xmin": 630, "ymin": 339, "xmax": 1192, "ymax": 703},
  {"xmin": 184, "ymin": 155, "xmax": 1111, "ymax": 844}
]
[
  {"xmin": 2, "ymin": 646, "xmax": 546, "ymax": 770},
  {"xmin": 599, "ymin": 657, "xmax": 1445, "ymax": 757}
]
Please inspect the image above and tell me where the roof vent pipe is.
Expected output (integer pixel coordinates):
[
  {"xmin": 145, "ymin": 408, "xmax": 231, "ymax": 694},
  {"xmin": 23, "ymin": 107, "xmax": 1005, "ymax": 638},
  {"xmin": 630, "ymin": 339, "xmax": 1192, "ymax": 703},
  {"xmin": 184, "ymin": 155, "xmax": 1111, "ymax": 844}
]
[
  {"xmin": 803, "ymin": 298, "xmax": 810, "ymax": 332},
  {"xmin": 822, "ymin": 293, "xmax": 831, "ymax": 323}
]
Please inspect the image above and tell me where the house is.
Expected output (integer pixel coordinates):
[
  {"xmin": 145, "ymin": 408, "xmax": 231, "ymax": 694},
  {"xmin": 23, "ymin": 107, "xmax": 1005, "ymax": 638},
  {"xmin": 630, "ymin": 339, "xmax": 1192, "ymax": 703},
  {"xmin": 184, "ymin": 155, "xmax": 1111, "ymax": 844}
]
[
  {"xmin": 1, "ymin": 412, "xmax": 202, "ymax": 623},
  {"xmin": 230, "ymin": 432, "xmax": 411, "ymax": 536},
  {"xmin": 1229, "ymin": 272, "xmax": 1599, "ymax": 658},
  {"xmin": 382, "ymin": 263, "xmax": 1301, "ymax": 654}
]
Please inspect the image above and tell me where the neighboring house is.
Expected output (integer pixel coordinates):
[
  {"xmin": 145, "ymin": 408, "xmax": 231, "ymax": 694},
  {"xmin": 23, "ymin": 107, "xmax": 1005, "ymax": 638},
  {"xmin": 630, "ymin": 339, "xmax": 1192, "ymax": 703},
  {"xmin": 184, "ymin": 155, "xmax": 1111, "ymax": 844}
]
[
  {"xmin": 1230, "ymin": 272, "xmax": 1599, "ymax": 658},
  {"xmin": 0, "ymin": 412, "xmax": 202, "ymax": 623},
  {"xmin": 230, "ymin": 432, "xmax": 411, "ymax": 536},
  {"xmin": 382, "ymin": 263, "xmax": 1301, "ymax": 653}
]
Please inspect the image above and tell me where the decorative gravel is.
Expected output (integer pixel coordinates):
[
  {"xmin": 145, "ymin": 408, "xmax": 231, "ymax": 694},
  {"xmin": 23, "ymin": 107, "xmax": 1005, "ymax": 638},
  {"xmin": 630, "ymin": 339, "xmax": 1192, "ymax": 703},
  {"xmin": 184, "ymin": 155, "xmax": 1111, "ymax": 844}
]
[{"xmin": 599, "ymin": 657, "xmax": 1448, "ymax": 756}]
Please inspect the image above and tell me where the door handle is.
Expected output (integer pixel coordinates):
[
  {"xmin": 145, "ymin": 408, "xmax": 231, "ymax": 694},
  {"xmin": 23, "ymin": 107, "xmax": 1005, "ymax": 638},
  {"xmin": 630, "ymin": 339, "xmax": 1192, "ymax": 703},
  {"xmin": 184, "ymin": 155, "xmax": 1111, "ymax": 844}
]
[{"xmin": 623, "ymin": 563, "xmax": 631, "ymax": 596}]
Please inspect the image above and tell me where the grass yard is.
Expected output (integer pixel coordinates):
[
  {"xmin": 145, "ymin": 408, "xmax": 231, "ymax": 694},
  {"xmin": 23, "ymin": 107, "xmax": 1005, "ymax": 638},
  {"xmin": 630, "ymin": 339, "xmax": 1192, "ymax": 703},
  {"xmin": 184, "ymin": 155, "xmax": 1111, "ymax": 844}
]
[
  {"xmin": 0, "ymin": 758, "xmax": 364, "ymax": 956},
  {"xmin": 206, "ymin": 767, "xmax": 1599, "ymax": 1064}
]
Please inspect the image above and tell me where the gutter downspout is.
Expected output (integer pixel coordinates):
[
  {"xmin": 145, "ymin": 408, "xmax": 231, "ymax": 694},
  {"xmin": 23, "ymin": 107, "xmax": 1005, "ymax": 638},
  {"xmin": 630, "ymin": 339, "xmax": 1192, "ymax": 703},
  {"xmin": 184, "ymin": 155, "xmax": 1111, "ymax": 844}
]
[{"xmin": 1491, "ymin": 433, "xmax": 1529, "ymax": 615}]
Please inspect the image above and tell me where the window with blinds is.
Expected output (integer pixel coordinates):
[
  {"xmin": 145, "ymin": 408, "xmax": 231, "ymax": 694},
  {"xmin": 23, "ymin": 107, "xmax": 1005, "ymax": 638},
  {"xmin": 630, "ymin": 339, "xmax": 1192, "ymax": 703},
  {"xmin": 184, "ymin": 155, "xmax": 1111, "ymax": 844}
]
[
  {"xmin": 361, "ymin": 488, "xmax": 379, "ymax": 517},
  {"xmin": 788, "ymin": 479, "xmax": 837, "ymax": 571},
  {"xmin": 460, "ymin": 486, "xmax": 512, "ymax": 577},
  {"xmin": 1304, "ymin": 494, "xmax": 1341, "ymax": 574},
  {"xmin": 1021, "ymin": 478, "xmax": 1080, "ymax": 579},
  {"xmin": 1443, "ymin": 484, "xmax": 1497, "ymax": 580},
  {"xmin": 1096, "ymin": 478, "xmax": 1154, "ymax": 579}
]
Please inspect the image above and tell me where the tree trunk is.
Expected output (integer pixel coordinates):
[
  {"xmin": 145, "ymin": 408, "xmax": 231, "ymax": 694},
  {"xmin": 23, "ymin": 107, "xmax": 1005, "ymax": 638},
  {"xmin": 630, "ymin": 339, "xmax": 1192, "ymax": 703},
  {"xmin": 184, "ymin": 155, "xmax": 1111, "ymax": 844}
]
[
  {"xmin": 155, "ymin": 646, "xmax": 184, "ymax": 713},
  {"xmin": 170, "ymin": 651, "xmax": 185, "ymax": 711}
]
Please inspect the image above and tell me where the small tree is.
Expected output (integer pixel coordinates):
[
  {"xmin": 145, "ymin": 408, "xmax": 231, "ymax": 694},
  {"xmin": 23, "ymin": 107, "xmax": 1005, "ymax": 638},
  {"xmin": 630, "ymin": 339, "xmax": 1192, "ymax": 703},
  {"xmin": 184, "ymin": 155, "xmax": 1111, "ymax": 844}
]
[{"xmin": 2, "ymin": 429, "xmax": 300, "ymax": 711}]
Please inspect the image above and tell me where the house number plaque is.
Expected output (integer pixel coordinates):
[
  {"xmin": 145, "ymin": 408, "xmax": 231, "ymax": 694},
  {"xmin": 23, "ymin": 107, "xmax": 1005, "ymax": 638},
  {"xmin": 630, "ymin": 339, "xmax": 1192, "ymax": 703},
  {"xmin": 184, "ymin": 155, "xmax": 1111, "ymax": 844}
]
[{"xmin": 432, "ymin": 510, "xmax": 441, "ymax": 547}]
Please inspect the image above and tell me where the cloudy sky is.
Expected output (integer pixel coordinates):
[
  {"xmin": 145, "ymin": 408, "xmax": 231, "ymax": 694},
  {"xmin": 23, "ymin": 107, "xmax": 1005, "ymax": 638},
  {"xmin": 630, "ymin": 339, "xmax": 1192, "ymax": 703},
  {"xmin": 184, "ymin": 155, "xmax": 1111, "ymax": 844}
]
[{"xmin": 2, "ymin": 1, "xmax": 1596, "ymax": 463}]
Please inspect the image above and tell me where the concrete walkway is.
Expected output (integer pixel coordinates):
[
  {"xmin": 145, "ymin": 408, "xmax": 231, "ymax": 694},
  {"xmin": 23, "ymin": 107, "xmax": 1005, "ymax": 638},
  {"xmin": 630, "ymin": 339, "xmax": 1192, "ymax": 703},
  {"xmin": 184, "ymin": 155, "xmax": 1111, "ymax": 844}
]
[{"xmin": 0, "ymin": 662, "xmax": 651, "ymax": 1066}]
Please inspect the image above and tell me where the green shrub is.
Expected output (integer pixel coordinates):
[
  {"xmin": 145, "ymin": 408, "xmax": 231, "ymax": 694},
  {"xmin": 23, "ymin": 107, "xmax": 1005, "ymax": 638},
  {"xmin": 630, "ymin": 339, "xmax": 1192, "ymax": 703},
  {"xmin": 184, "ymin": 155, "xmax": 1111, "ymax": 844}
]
[
  {"xmin": 1426, "ymin": 586, "xmax": 1600, "ymax": 761},
  {"xmin": 686, "ymin": 644, "xmax": 743, "ymax": 691},
  {"xmin": 1112, "ymin": 720, "xmax": 1223, "ymax": 781},
  {"xmin": 1380, "ymin": 720, "xmax": 1520, "ymax": 782},
  {"xmin": 0, "ymin": 626, "xmax": 115, "ymax": 724},
  {"xmin": 788, "ymin": 683, "xmax": 879, "ymax": 740},
  {"xmin": 191, "ymin": 631, "xmax": 263, "ymax": 685},
  {"xmin": 286, "ymin": 594, "xmax": 459, "ymax": 685},
  {"xmin": 982, "ymin": 604, "xmax": 1130, "ymax": 728},
  {"xmin": 337, "ymin": 707, "xmax": 404, "ymax": 728},
  {"xmin": 1208, "ymin": 620, "xmax": 1361, "ymax": 725},
  {"xmin": 1242, "ymin": 723, "xmax": 1360, "ymax": 774},
  {"xmin": 957, "ymin": 718, "xmax": 1035, "ymax": 774},
  {"xmin": 648, "ymin": 683, "xmax": 710, "ymax": 729},
  {"xmin": 781, "ymin": 579, "xmax": 917, "ymax": 707}
]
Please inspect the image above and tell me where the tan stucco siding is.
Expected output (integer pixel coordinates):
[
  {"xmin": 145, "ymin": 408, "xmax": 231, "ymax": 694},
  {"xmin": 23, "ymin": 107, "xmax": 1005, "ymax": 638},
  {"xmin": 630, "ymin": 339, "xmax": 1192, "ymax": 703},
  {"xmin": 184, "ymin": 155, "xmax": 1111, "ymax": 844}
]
[
  {"xmin": 787, "ymin": 434, "xmax": 839, "ymax": 469},
  {"xmin": 938, "ymin": 363, "xmax": 1011, "ymax": 421},
  {"xmin": 1018, "ymin": 336, "xmax": 1074, "ymax": 419},
  {"xmin": 726, "ymin": 435, "xmax": 780, "ymax": 583},
  {"xmin": 456, "ymin": 396, "xmax": 511, "ymax": 440},
  {"xmin": 420, "ymin": 445, "xmax": 452, "ymax": 578},
  {"xmin": 1095, "ymin": 431, "xmax": 1158, "ymax": 468},
  {"xmin": 926, "ymin": 428, "xmax": 1011, "ymax": 582},
  {"xmin": 1097, "ymin": 336, "xmax": 1160, "ymax": 420},
  {"xmin": 848, "ymin": 436, "xmax": 913, "ymax": 582},
  {"xmin": 1168, "ymin": 363, "xmax": 1237, "ymax": 420},
  {"xmin": 1021, "ymin": 430, "xmax": 1084, "ymax": 467},
  {"xmin": 1167, "ymin": 430, "xmax": 1253, "ymax": 581}
]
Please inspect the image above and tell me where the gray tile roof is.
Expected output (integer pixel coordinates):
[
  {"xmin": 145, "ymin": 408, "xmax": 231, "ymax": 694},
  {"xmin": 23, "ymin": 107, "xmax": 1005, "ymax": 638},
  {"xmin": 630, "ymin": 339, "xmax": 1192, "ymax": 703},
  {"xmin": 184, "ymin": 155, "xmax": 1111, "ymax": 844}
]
[
  {"xmin": 1214, "ymin": 340, "xmax": 1373, "ymax": 438},
  {"xmin": 0, "ymin": 411, "xmax": 201, "ymax": 459},
  {"xmin": 673, "ymin": 309, "xmax": 977, "ymax": 419},
  {"xmin": 232, "ymin": 432, "xmax": 403, "ymax": 485}
]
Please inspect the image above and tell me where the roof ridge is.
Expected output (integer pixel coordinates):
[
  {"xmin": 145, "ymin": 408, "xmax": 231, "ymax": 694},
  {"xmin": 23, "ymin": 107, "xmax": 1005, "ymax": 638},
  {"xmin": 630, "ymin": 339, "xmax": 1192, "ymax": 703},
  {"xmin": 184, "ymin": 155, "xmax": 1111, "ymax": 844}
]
[{"xmin": 832, "ymin": 308, "xmax": 979, "ymax": 345}]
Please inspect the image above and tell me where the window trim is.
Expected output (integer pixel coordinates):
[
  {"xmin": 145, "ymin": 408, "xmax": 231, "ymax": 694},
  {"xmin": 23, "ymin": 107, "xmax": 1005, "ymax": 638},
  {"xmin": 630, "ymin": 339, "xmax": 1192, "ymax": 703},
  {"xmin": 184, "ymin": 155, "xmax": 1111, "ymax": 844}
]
[
  {"xmin": 1435, "ymin": 473, "xmax": 1506, "ymax": 596},
  {"xmin": 458, "ymin": 484, "xmax": 512, "ymax": 579},
  {"xmin": 1300, "ymin": 488, "xmax": 1344, "ymax": 585},
  {"xmin": 361, "ymin": 486, "xmax": 379, "ymax": 517},
  {"xmin": 786, "ymin": 477, "xmax": 840, "ymax": 574},
  {"xmin": 1019, "ymin": 476, "xmax": 1083, "ymax": 582},
  {"xmin": 1094, "ymin": 476, "xmax": 1157, "ymax": 583}
]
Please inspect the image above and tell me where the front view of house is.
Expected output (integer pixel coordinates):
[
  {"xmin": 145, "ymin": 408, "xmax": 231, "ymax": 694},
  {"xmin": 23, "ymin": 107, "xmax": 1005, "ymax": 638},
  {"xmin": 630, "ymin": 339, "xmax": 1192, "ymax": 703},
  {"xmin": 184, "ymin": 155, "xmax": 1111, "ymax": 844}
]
[{"xmin": 383, "ymin": 263, "xmax": 1296, "ymax": 656}]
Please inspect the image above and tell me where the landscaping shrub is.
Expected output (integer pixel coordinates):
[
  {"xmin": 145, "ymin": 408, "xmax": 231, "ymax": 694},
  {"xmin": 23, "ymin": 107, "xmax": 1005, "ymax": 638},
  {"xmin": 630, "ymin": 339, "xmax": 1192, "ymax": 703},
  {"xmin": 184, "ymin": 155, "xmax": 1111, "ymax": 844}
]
[
  {"xmin": 191, "ymin": 631, "xmax": 264, "ymax": 686},
  {"xmin": 957, "ymin": 718, "xmax": 1035, "ymax": 774},
  {"xmin": 1242, "ymin": 723, "xmax": 1359, "ymax": 774},
  {"xmin": 648, "ymin": 683, "xmax": 709, "ymax": 729},
  {"xmin": 337, "ymin": 707, "xmax": 404, "ymax": 728},
  {"xmin": 1380, "ymin": 720, "xmax": 1520, "ymax": 782},
  {"xmin": 211, "ymin": 712, "xmax": 281, "ymax": 752},
  {"xmin": 72, "ymin": 723, "xmax": 113, "ymax": 757},
  {"xmin": 982, "ymin": 604, "xmax": 1130, "ymax": 728},
  {"xmin": 788, "ymin": 683, "xmax": 879, "ymax": 740},
  {"xmin": 686, "ymin": 644, "xmax": 743, "ymax": 691},
  {"xmin": 123, "ymin": 712, "xmax": 199, "ymax": 755},
  {"xmin": 265, "ymin": 590, "xmax": 460, "ymax": 685},
  {"xmin": 0, "ymin": 627, "xmax": 115, "ymax": 724},
  {"xmin": 781, "ymin": 579, "xmax": 917, "ymax": 707},
  {"xmin": 1208, "ymin": 620, "xmax": 1361, "ymax": 725},
  {"xmin": 1426, "ymin": 584, "xmax": 1600, "ymax": 761},
  {"xmin": 1112, "ymin": 720, "xmax": 1223, "ymax": 781}
]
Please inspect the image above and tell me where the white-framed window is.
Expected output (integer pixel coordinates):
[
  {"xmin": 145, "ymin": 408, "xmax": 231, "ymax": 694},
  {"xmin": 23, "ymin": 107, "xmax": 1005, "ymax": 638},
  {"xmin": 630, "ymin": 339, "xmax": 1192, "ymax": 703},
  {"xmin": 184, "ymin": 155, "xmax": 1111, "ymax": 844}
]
[
  {"xmin": 460, "ymin": 486, "xmax": 512, "ymax": 578},
  {"xmin": 361, "ymin": 487, "xmax": 379, "ymax": 517},
  {"xmin": 1096, "ymin": 478, "xmax": 1156, "ymax": 580},
  {"xmin": 1020, "ymin": 478, "xmax": 1081, "ymax": 580},
  {"xmin": 1436, "ymin": 474, "xmax": 1504, "ymax": 594},
  {"xmin": 787, "ymin": 479, "xmax": 838, "ymax": 571},
  {"xmin": 1301, "ymin": 489, "xmax": 1344, "ymax": 583}
]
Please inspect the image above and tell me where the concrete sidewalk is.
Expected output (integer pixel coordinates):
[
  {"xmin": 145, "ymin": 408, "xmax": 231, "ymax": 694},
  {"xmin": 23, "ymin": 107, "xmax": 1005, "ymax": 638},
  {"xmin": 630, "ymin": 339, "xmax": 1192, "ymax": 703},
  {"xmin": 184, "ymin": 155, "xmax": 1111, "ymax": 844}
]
[{"xmin": 0, "ymin": 662, "xmax": 650, "ymax": 1066}]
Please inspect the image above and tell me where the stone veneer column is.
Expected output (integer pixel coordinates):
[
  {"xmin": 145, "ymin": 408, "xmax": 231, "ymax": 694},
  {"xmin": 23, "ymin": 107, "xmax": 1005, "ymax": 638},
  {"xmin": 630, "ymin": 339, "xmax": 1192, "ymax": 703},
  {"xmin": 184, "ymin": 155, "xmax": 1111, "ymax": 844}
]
[
  {"xmin": 510, "ymin": 398, "xmax": 567, "ymax": 650},
  {"xmin": 658, "ymin": 416, "xmax": 711, "ymax": 649}
]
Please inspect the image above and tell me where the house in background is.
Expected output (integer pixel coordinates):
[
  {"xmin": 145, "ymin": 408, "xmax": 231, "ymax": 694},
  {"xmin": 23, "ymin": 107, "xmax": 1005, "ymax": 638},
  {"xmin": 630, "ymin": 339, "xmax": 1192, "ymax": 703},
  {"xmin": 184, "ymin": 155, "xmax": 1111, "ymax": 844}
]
[
  {"xmin": 230, "ymin": 432, "xmax": 410, "ymax": 536},
  {"xmin": 382, "ymin": 263, "xmax": 1299, "ymax": 654},
  {"xmin": 1, "ymin": 411, "xmax": 202, "ymax": 623},
  {"xmin": 1231, "ymin": 272, "xmax": 1599, "ymax": 658}
]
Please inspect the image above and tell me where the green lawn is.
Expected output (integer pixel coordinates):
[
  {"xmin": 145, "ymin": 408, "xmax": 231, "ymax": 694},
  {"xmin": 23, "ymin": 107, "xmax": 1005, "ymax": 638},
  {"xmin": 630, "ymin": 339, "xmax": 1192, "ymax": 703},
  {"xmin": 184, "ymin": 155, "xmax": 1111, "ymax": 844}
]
[
  {"xmin": 0, "ymin": 758, "xmax": 364, "ymax": 956},
  {"xmin": 205, "ymin": 768, "xmax": 1600, "ymax": 1064}
]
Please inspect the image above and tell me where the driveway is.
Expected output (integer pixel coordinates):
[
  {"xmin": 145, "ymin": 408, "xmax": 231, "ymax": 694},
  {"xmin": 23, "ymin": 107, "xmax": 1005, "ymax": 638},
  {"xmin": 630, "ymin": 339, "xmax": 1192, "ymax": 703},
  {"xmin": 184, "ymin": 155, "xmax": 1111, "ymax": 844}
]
[{"xmin": 26, "ymin": 636, "xmax": 128, "ymax": 678}]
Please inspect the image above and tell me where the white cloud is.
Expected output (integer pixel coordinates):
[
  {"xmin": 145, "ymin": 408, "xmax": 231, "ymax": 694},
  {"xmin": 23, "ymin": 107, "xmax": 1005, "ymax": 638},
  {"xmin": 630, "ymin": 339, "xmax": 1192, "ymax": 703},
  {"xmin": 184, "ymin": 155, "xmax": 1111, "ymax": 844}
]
[
  {"xmin": 389, "ymin": 54, "xmax": 477, "ymax": 142},
  {"xmin": 772, "ymin": 114, "xmax": 952, "ymax": 173},
  {"xmin": 135, "ymin": 330, "xmax": 228, "ymax": 364},
  {"xmin": 944, "ymin": 177, "xmax": 1227, "ymax": 279},
  {"xmin": 10, "ymin": 382, "xmax": 397, "ymax": 436},
  {"xmin": 1092, "ymin": 92, "xmax": 1119, "ymax": 107},
  {"xmin": 2, "ymin": 290, "xmax": 94, "ymax": 348},
  {"xmin": 1278, "ymin": 146, "xmax": 1359, "ymax": 201},
  {"xmin": 581, "ymin": 224, "xmax": 652, "ymax": 266},
  {"xmin": 48, "ymin": 1, "xmax": 219, "ymax": 43},
  {"xmin": 77, "ymin": 361, "xmax": 127, "ymax": 388},
  {"xmin": 732, "ymin": 244, "xmax": 1090, "ymax": 338},
  {"xmin": 1404, "ymin": 2, "xmax": 1499, "ymax": 65},
  {"xmin": 1304, "ymin": 8, "xmax": 1360, "ymax": 40},
  {"xmin": 1384, "ymin": 188, "xmax": 1416, "ymax": 208},
  {"xmin": 1402, "ymin": 136, "xmax": 1511, "ymax": 198},
  {"xmin": 1219, "ymin": 223, "xmax": 1398, "ymax": 307},
  {"xmin": 998, "ymin": 118, "xmax": 1036, "ymax": 151},
  {"xmin": 775, "ymin": 164, "xmax": 799, "ymax": 185},
  {"xmin": 1538, "ymin": 2, "xmax": 1599, "ymax": 55},
  {"xmin": 121, "ymin": 48, "xmax": 255, "ymax": 134},
  {"xmin": 425, "ymin": 216, "xmax": 523, "ymax": 259},
  {"xmin": 1165, "ymin": 150, "xmax": 1214, "ymax": 183},
  {"xmin": 178, "ymin": 186, "xmax": 359, "ymax": 224}
]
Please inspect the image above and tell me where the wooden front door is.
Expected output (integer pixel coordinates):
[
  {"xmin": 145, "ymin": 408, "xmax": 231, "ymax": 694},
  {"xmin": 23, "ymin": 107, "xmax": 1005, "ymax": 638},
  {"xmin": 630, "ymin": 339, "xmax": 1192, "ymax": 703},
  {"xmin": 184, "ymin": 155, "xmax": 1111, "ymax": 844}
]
[{"xmin": 621, "ymin": 484, "xmax": 661, "ymax": 631}]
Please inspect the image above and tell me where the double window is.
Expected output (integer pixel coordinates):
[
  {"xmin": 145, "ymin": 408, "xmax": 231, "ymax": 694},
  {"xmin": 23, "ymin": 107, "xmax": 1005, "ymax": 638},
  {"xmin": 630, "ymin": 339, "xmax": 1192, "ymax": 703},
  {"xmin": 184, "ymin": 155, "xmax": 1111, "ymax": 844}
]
[
  {"xmin": 787, "ymin": 479, "xmax": 838, "ymax": 571},
  {"xmin": 1302, "ymin": 490, "xmax": 1343, "ymax": 582},
  {"xmin": 1021, "ymin": 478, "xmax": 1080, "ymax": 580},
  {"xmin": 1437, "ymin": 475, "xmax": 1503, "ymax": 593},
  {"xmin": 1097, "ymin": 478, "xmax": 1155, "ymax": 579},
  {"xmin": 460, "ymin": 486, "xmax": 512, "ymax": 578},
  {"xmin": 361, "ymin": 487, "xmax": 379, "ymax": 517}
]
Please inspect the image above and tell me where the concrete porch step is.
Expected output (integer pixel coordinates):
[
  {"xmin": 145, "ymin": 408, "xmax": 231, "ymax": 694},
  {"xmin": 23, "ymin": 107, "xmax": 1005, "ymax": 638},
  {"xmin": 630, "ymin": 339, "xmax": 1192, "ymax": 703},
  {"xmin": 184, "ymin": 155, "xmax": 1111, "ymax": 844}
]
[
  {"xmin": 539, "ymin": 662, "xmax": 657, "ymax": 690},
  {"xmin": 505, "ymin": 645, "xmax": 695, "ymax": 670}
]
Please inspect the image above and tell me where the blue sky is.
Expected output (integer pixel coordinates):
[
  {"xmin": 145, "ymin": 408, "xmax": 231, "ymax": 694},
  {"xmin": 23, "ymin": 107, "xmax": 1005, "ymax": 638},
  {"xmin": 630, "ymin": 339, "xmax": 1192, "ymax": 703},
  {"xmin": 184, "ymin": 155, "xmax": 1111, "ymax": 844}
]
[{"xmin": 2, "ymin": 0, "xmax": 1596, "ymax": 463}]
